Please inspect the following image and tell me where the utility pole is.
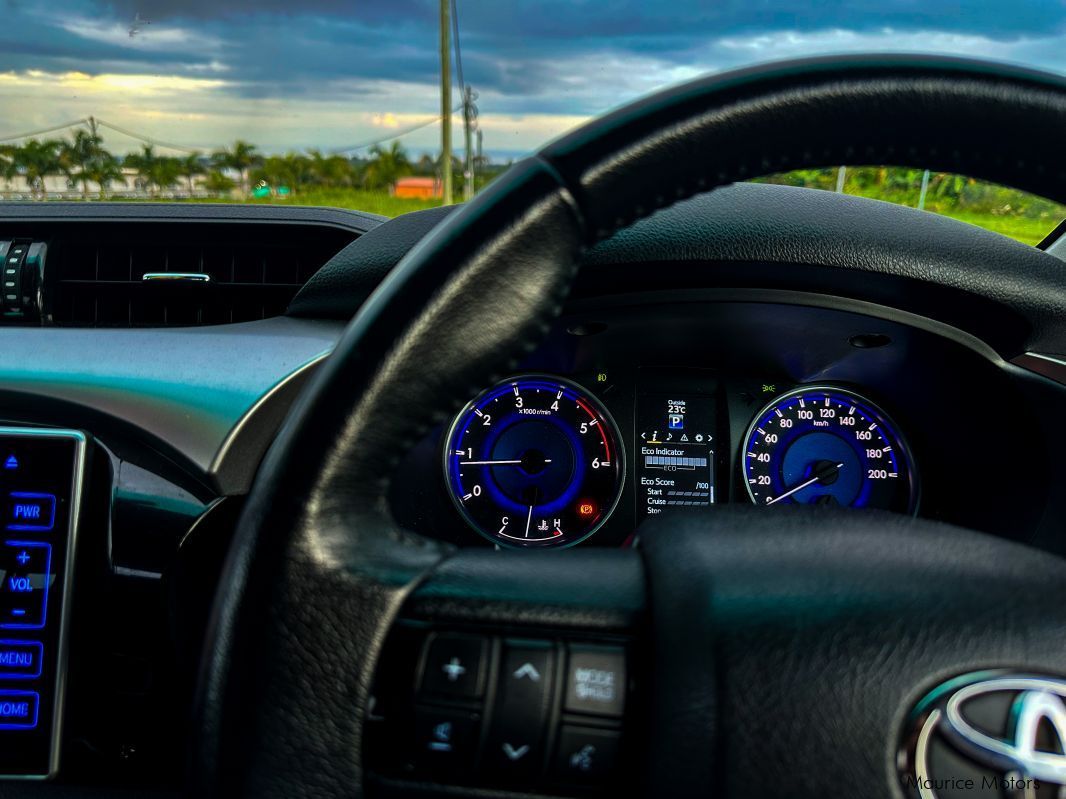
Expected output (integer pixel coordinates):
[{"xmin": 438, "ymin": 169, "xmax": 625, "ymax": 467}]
[
  {"xmin": 88, "ymin": 116, "xmax": 98, "ymax": 141},
  {"xmin": 439, "ymin": 0, "xmax": 453, "ymax": 205},
  {"xmin": 477, "ymin": 128, "xmax": 483, "ymax": 185},
  {"xmin": 462, "ymin": 86, "xmax": 474, "ymax": 201},
  {"xmin": 917, "ymin": 169, "xmax": 931, "ymax": 211}
]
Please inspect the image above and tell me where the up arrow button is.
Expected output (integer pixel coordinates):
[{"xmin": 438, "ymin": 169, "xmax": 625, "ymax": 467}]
[{"xmin": 513, "ymin": 662, "xmax": 541, "ymax": 681}]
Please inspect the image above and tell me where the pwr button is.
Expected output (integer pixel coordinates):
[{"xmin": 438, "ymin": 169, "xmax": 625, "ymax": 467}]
[{"xmin": 5, "ymin": 493, "xmax": 55, "ymax": 532}]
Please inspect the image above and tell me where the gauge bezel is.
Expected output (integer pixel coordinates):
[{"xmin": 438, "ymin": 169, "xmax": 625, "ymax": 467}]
[
  {"xmin": 441, "ymin": 373, "xmax": 626, "ymax": 549},
  {"xmin": 740, "ymin": 384, "xmax": 920, "ymax": 514}
]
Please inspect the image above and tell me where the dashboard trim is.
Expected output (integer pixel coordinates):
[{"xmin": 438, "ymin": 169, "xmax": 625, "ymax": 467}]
[
  {"xmin": 209, "ymin": 350, "xmax": 331, "ymax": 494},
  {"xmin": 1013, "ymin": 352, "xmax": 1066, "ymax": 387},
  {"xmin": 565, "ymin": 287, "xmax": 1009, "ymax": 366}
]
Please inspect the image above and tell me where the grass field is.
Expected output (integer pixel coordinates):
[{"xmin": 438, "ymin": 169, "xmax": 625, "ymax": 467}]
[
  {"xmin": 921, "ymin": 210, "xmax": 1057, "ymax": 246},
  {"xmin": 160, "ymin": 185, "xmax": 1064, "ymax": 246}
]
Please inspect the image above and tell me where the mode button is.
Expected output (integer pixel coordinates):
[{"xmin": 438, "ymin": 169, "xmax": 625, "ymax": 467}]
[{"xmin": 564, "ymin": 644, "xmax": 626, "ymax": 717}]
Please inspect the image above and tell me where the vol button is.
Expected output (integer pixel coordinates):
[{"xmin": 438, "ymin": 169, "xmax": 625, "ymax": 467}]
[{"xmin": 419, "ymin": 634, "xmax": 487, "ymax": 700}]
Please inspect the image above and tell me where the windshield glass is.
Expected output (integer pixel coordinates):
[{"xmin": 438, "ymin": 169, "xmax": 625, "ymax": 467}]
[{"xmin": 2, "ymin": 2, "xmax": 1064, "ymax": 243}]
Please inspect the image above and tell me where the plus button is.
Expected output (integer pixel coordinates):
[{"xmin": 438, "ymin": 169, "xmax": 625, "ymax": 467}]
[{"xmin": 441, "ymin": 657, "xmax": 467, "ymax": 682}]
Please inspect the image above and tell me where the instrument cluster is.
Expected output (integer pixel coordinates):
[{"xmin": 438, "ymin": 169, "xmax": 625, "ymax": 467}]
[
  {"xmin": 386, "ymin": 298, "xmax": 1052, "ymax": 553},
  {"xmin": 440, "ymin": 370, "xmax": 919, "ymax": 549}
]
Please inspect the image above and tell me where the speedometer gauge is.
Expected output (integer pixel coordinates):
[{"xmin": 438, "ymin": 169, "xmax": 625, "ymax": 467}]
[
  {"xmin": 742, "ymin": 386, "xmax": 917, "ymax": 513},
  {"xmin": 443, "ymin": 375, "xmax": 624, "ymax": 548}
]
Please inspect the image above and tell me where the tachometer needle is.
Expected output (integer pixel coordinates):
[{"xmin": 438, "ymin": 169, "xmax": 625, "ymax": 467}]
[
  {"xmin": 766, "ymin": 462, "xmax": 844, "ymax": 506},
  {"xmin": 459, "ymin": 459, "xmax": 552, "ymax": 466},
  {"xmin": 525, "ymin": 504, "xmax": 533, "ymax": 538}
]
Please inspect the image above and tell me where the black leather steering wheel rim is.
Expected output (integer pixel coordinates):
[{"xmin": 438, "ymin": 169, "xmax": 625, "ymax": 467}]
[{"xmin": 193, "ymin": 55, "xmax": 1066, "ymax": 798}]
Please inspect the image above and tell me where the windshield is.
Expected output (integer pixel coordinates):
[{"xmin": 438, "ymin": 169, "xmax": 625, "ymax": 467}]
[{"xmin": 1, "ymin": 2, "xmax": 1064, "ymax": 243}]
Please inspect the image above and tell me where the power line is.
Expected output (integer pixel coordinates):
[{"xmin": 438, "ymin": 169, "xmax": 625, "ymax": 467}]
[
  {"xmin": 93, "ymin": 118, "xmax": 202, "ymax": 154},
  {"xmin": 0, "ymin": 118, "xmax": 90, "ymax": 143},
  {"xmin": 0, "ymin": 110, "xmax": 465, "ymax": 160},
  {"xmin": 330, "ymin": 108, "xmax": 462, "ymax": 155}
]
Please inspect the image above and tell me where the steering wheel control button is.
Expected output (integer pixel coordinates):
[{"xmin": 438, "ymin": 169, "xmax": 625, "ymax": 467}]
[
  {"xmin": 414, "ymin": 707, "xmax": 479, "ymax": 775},
  {"xmin": 0, "ymin": 640, "xmax": 42, "ymax": 679},
  {"xmin": 419, "ymin": 633, "xmax": 487, "ymax": 701},
  {"xmin": 0, "ymin": 541, "xmax": 50, "ymax": 629},
  {"xmin": 484, "ymin": 640, "xmax": 554, "ymax": 779},
  {"xmin": 564, "ymin": 645, "xmax": 626, "ymax": 717},
  {"xmin": 0, "ymin": 690, "xmax": 38, "ymax": 730},
  {"xmin": 5, "ymin": 493, "xmax": 56, "ymax": 532},
  {"xmin": 553, "ymin": 725, "xmax": 621, "ymax": 784}
]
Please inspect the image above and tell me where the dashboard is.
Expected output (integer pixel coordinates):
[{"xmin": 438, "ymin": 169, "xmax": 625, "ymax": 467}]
[{"xmin": 0, "ymin": 181, "xmax": 1058, "ymax": 790}]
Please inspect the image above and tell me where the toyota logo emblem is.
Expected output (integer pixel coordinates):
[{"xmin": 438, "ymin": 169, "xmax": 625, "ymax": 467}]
[{"xmin": 899, "ymin": 672, "xmax": 1066, "ymax": 797}]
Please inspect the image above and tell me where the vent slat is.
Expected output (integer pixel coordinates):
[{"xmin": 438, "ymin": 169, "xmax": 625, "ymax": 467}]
[{"xmin": 50, "ymin": 229, "xmax": 347, "ymax": 327}]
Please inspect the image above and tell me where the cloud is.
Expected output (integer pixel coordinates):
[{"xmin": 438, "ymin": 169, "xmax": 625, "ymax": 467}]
[{"xmin": 2, "ymin": 0, "xmax": 1066, "ymax": 157}]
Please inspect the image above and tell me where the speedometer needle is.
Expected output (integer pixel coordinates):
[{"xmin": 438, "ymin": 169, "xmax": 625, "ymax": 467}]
[
  {"xmin": 525, "ymin": 504, "xmax": 533, "ymax": 538},
  {"xmin": 459, "ymin": 459, "xmax": 552, "ymax": 466},
  {"xmin": 766, "ymin": 462, "xmax": 844, "ymax": 506}
]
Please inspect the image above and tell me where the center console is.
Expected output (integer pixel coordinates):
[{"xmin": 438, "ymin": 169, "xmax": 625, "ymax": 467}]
[{"xmin": 0, "ymin": 429, "xmax": 85, "ymax": 778}]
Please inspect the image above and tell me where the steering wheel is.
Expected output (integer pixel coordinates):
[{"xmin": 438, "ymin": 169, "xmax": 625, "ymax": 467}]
[{"xmin": 192, "ymin": 56, "xmax": 1066, "ymax": 798}]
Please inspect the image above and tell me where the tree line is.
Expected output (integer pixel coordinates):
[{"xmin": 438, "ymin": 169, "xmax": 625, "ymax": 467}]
[
  {"xmin": 759, "ymin": 166, "xmax": 1066, "ymax": 218},
  {"xmin": 0, "ymin": 129, "xmax": 492, "ymax": 199}
]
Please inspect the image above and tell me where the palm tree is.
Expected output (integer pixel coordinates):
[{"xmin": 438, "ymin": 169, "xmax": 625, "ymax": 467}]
[
  {"xmin": 306, "ymin": 149, "xmax": 353, "ymax": 188},
  {"xmin": 0, "ymin": 145, "xmax": 16, "ymax": 190},
  {"xmin": 202, "ymin": 170, "xmax": 236, "ymax": 196},
  {"xmin": 124, "ymin": 146, "xmax": 181, "ymax": 196},
  {"xmin": 82, "ymin": 154, "xmax": 124, "ymax": 199},
  {"xmin": 211, "ymin": 140, "xmax": 260, "ymax": 196},
  {"xmin": 148, "ymin": 157, "xmax": 182, "ymax": 195},
  {"xmin": 61, "ymin": 129, "xmax": 107, "ymax": 198},
  {"xmin": 13, "ymin": 140, "xmax": 63, "ymax": 200},
  {"xmin": 282, "ymin": 152, "xmax": 315, "ymax": 194},
  {"xmin": 179, "ymin": 153, "xmax": 205, "ymax": 195},
  {"xmin": 362, "ymin": 141, "xmax": 412, "ymax": 190},
  {"xmin": 124, "ymin": 144, "xmax": 159, "ymax": 196},
  {"xmin": 414, "ymin": 153, "xmax": 436, "ymax": 176}
]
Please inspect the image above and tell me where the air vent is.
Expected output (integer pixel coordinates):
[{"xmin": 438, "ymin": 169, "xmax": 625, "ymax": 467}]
[{"xmin": 46, "ymin": 224, "xmax": 353, "ymax": 327}]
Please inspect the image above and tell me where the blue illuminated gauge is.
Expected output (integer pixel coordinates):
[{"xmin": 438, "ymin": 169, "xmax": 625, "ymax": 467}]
[
  {"xmin": 444, "ymin": 375, "xmax": 625, "ymax": 548},
  {"xmin": 742, "ymin": 386, "xmax": 918, "ymax": 513}
]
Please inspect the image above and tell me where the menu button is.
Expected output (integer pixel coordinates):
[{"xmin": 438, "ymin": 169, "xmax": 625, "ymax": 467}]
[{"xmin": 0, "ymin": 640, "xmax": 41, "ymax": 678}]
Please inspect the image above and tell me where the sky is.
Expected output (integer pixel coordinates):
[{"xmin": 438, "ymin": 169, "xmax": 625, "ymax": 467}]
[{"xmin": 2, "ymin": 1, "xmax": 1066, "ymax": 159}]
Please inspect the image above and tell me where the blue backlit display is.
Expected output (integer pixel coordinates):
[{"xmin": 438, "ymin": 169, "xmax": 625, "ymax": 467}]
[
  {"xmin": 444, "ymin": 376, "xmax": 624, "ymax": 548},
  {"xmin": 742, "ymin": 386, "xmax": 917, "ymax": 513}
]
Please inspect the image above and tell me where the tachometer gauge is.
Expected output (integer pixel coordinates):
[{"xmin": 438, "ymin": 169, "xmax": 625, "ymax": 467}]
[
  {"xmin": 443, "ymin": 375, "xmax": 624, "ymax": 548},
  {"xmin": 742, "ymin": 386, "xmax": 917, "ymax": 513}
]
